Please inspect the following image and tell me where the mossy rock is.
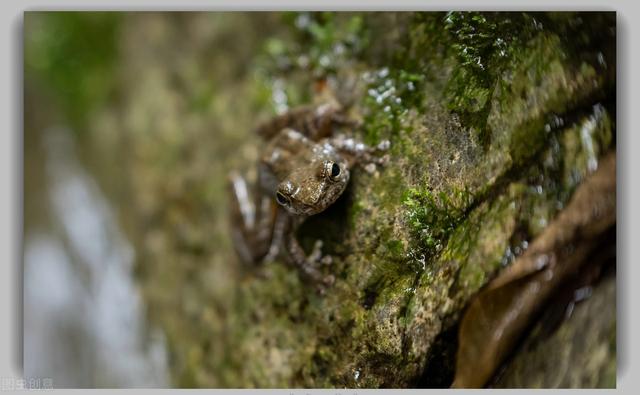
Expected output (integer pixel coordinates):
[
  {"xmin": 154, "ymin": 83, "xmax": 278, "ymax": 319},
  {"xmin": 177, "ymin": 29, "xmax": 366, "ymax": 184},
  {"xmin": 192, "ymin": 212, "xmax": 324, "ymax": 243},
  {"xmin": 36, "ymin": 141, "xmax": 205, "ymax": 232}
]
[{"xmin": 35, "ymin": 12, "xmax": 615, "ymax": 388}]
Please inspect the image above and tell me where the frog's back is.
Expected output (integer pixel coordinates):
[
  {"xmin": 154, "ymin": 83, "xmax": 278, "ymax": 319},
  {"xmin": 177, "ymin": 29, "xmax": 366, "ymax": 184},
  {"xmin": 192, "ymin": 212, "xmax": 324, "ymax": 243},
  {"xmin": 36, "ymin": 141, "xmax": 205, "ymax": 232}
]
[{"xmin": 259, "ymin": 128, "xmax": 316, "ymax": 193}]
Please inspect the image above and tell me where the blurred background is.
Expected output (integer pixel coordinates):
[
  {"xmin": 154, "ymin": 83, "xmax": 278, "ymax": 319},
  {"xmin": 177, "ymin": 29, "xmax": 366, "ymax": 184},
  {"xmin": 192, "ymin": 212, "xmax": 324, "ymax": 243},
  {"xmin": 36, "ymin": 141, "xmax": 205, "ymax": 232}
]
[
  {"xmin": 25, "ymin": 11, "xmax": 356, "ymax": 387},
  {"xmin": 23, "ymin": 12, "xmax": 289, "ymax": 387},
  {"xmin": 24, "ymin": 13, "xmax": 161, "ymax": 387}
]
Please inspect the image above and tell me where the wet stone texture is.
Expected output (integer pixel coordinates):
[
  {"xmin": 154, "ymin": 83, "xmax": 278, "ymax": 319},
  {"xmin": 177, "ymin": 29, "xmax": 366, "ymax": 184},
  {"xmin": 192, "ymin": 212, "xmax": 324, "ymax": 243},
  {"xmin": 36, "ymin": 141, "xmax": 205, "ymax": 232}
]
[
  {"xmin": 37, "ymin": 12, "xmax": 616, "ymax": 387},
  {"xmin": 493, "ymin": 273, "xmax": 616, "ymax": 388}
]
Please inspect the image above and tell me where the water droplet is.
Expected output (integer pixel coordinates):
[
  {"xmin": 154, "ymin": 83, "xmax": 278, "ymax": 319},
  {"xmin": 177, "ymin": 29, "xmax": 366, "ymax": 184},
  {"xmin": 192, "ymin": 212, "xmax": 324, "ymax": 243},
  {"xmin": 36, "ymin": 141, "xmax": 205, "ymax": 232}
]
[
  {"xmin": 272, "ymin": 79, "xmax": 288, "ymax": 114},
  {"xmin": 580, "ymin": 111, "xmax": 599, "ymax": 172},
  {"xmin": 538, "ymin": 217, "xmax": 548, "ymax": 227},
  {"xmin": 297, "ymin": 55, "xmax": 309, "ymax": 69},
  {"xmin": 597, "ymin": 52, "xmax": 607, "ymax": 68},
  {"xmin": 319, "ymin": 55, "xmax": 331, "ymax": 67},
  {"xmin": 574, "ymin": 286, "xmax": 592, "ymax": 302},
  {"xmin": 295, "ymin": 13, "xmax": 311, "ymax": 29},
  {"xmin": 532, "ymin": 17, "xmax": 544, "ymax": 30}
]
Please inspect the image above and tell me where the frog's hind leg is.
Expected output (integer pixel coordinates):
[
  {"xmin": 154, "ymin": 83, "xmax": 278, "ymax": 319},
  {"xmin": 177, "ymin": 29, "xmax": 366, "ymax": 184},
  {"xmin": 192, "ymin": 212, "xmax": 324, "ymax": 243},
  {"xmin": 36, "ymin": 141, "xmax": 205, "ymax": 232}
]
[
  {"xmin": 254, "ymin": 106, "xmax": 316, "ymax": 140},
  {"xmin": 295, "ymin": 104, "xmax": 358, "ymax": 141},
  {"xmin": 255, "ymin": 104, "xmax": 358, "ymax": 142},
  {"xmin": 228, "ymin": 171, "xmax": 276, "ymax": 265}
]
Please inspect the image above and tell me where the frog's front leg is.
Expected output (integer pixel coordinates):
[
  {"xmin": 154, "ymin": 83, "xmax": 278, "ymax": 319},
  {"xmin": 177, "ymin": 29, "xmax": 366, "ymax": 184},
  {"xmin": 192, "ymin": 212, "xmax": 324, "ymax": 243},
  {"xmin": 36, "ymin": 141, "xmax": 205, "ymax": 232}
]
[
  {"xmin": 228, "ymin": 171, "xmax": 278, "ymax": 265},
  {"xmin": 330, "ymin": 135, "xmax": 391, "ymax": 172},
  {"xmin": 285, "ymin": 232, "xmax": 335, "ymax": 293}
]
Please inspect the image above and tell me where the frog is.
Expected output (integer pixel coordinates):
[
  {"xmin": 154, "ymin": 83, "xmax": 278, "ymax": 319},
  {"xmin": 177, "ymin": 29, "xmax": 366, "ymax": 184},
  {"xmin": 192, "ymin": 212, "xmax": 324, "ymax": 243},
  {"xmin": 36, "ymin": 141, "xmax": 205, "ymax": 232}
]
[{"xmin": 228, "ymin": 100, "xmax": 389, "ymax": 293}]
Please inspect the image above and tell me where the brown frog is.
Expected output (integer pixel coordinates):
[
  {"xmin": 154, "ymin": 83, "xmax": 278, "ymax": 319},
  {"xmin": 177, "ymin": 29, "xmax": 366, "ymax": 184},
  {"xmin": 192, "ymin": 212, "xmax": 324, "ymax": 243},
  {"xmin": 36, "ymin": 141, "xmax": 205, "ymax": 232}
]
[{"xmin": 229, "ymin": 101, "xmax": 389, "ymax": 292}]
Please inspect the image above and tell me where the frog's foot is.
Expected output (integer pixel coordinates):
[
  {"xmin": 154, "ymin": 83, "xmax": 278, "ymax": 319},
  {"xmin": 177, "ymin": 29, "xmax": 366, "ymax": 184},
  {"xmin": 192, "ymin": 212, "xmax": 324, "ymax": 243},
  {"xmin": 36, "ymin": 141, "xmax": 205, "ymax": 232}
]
[
  {"xmin": 371, "ymin": 140, "xmax": 391, "ymax": 161},
  {"xmin": 317, "ymin": 274, "xmax": 336, "ymax": 295},
  {"xmin": 286, "ymin": 235, "xmax": 335, "ymax": 294},
  {"xmin": 308, "ymin": 240, "xmax": 334, "ymax": 266},
  {"xmin": 361, "ymin": 141, "xmax": 391, "ymax": 174},
  {"xmin": 311, "ymin": 241, "xmax": 335, "ymax": 292}
]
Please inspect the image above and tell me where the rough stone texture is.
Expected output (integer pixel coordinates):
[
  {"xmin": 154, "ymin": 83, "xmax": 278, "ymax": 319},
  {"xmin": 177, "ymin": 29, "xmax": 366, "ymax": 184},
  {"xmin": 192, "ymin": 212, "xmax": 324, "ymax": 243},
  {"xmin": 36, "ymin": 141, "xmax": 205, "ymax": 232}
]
[{"xmin": 25, "ymin": 12, "xmax": 616, "ymax": 388}]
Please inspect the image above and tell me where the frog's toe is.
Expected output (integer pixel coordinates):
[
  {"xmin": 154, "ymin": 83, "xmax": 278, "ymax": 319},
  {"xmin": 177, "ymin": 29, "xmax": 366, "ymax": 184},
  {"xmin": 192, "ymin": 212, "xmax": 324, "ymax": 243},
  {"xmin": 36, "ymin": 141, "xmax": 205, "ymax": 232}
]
[
  {"xmin": 315, "ymin": 274, "xmax": 335, "ymax": 294},
  {"xmin": 321, "ymin": 255, "xmax": 333, "ymax": 266},
  {"xmin": 309, "ymin": 240, "xmax": 324, "ymax": 263}
]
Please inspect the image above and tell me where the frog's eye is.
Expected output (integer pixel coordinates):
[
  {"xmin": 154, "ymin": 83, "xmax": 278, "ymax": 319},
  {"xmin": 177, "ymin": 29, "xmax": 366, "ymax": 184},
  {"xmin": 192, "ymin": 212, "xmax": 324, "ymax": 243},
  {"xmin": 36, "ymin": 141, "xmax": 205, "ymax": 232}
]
[
  {"xmin": 324, "ymin": 161, "xmax": 341, "ymax": 181},
  {"xmin": 276, "ymin": 191, "xmax": 290, "ymax": 206},
  {"xmin": 330, "ymin": 163, "xmax": 341, "ymax": 179}
]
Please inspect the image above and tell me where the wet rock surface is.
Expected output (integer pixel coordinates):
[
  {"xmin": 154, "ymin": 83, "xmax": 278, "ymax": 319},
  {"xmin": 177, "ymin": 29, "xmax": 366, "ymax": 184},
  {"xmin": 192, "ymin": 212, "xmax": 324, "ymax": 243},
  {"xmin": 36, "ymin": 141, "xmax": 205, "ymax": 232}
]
[{"xmin": 493, "ymin": 272, "xmax": 616, "ymax": 388}]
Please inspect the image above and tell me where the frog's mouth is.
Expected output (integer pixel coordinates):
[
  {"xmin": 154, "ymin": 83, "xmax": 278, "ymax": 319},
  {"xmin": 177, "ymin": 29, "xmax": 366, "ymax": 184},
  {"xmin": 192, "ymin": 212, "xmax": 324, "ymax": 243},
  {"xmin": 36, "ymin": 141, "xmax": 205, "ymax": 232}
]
[
  {"xmin": 298, "ymin": 204, "xmax": 322, "ymax": 216},
  {"xmin": 297, "ymin": 183, "xmax": 347, "ymax": 216},
  {"xmin": 286, "ymin": 194, "xmax": 333, "ymax": 216},
  {"xmin": 287, "ymin": 198, "xmax": 326, "ymax": 216}
]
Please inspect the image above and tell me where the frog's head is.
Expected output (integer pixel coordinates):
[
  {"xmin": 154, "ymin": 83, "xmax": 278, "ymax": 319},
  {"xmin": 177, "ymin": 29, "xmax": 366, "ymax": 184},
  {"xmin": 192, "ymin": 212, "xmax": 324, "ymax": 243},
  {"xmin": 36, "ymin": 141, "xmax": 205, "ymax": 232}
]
[{"xmin": 275, "ymin": 159, "xmax": 350, "ymax": 216}]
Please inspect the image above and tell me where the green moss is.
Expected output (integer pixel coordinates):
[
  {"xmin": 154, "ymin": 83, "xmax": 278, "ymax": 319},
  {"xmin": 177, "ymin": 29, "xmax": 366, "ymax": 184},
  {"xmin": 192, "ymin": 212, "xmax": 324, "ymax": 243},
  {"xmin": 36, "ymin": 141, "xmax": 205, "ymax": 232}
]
[
  {"xmin": 445, "ymin": 189, "xmax": 520, "ymax": 298},
  {"xmin": 384, "ymin": 239, "xmax": 405, "ymax": 260},
  {"xmin": 25, "ymin": 12, "xmax": 122, "ymax": 132},
  {"xmin": 403, "ymin": 186, "xmax": 474, "ymax": 260},
  {"xmin": 258, "ymin": 12, "xmax": 370, "ymax": 80},
  {"xmin": 441, "ymin": 12, "xmax": 540, "ymax": 146},
  {"xmin": 361, "ymin": 68, "xmax": 425, "ymax": 145}
]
